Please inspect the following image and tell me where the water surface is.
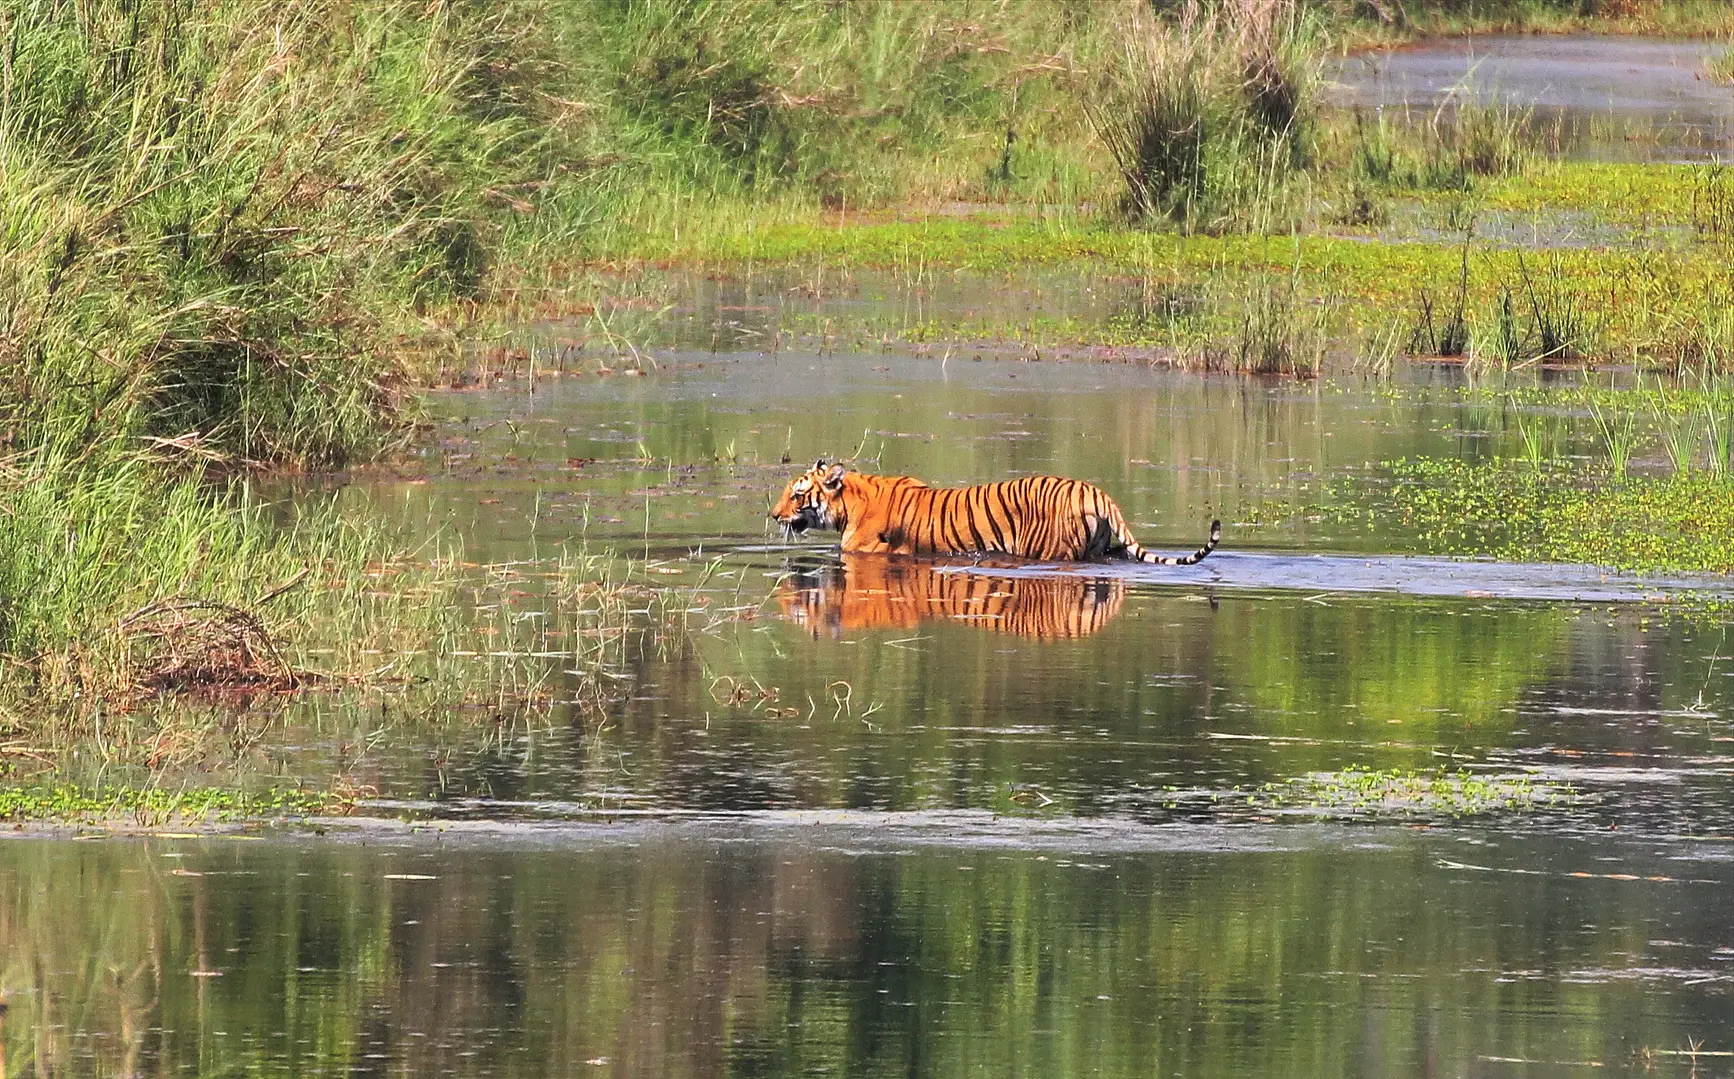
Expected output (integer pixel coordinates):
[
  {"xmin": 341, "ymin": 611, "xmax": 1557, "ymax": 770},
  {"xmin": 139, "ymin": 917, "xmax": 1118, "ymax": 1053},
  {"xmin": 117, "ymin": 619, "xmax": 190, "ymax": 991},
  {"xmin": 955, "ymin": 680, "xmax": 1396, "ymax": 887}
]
[
  {"xmin": 16, "ymin": 287, "xmax": 1734, "ymax": 1073},
  {"xmin": 5, "ymin": 825, "xmax": 1732, "ymax": 1077},
  {"xmin": 1331, "ymin": 34, "xmax": 1734, "ymax": 161}
]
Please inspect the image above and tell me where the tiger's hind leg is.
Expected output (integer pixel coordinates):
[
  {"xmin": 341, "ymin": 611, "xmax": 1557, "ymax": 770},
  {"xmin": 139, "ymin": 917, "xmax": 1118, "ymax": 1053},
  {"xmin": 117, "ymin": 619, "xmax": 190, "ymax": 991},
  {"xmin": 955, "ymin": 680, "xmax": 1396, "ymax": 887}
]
[{"xmin": 1081, "ymin": 515, "xmax": 1119, "ymax": 560}]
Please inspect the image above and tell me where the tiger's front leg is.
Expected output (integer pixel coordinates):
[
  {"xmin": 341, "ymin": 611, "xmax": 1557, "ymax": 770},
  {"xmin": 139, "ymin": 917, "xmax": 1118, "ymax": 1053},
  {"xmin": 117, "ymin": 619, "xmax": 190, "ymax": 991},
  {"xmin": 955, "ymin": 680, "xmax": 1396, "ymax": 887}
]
[{"xmin": 840, "ymin": 519, "xmax": 917, "ymax": 555}]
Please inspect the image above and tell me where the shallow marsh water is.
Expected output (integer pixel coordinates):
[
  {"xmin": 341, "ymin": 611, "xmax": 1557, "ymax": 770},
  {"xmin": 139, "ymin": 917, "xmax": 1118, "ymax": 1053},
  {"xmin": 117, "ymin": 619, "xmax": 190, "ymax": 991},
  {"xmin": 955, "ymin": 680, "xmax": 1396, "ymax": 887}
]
[
  {"xmin": 10, "ymin": 317, "xmax": 1727, "ymax": 1074},
  {"xmin": 4, "ymin": 824, "xmax": 1732, "ymax": 1077},
  {"xmin": 1330, "ymin": 35, "xmax": 1734, "ymax": 161}
]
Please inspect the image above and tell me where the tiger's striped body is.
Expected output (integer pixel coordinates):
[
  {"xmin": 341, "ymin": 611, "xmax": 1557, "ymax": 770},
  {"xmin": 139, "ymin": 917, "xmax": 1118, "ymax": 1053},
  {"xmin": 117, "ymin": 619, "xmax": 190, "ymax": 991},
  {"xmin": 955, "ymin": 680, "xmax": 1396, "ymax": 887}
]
[{"xmin": 771, "ymin": 462, "xmax": 1220, "ymax": 565}]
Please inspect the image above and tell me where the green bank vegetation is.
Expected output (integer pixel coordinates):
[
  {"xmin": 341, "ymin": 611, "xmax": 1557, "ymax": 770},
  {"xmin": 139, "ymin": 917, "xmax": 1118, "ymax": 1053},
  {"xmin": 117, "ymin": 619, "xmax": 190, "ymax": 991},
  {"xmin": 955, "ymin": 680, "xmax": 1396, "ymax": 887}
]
[{"xmin": 0, "ymin": 784, "xmax": 347, "ymax": 826}]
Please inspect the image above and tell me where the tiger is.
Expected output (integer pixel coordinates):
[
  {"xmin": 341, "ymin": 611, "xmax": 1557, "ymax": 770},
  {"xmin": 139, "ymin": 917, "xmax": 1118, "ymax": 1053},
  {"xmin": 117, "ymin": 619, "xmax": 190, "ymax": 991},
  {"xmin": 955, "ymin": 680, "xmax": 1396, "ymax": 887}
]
[
  {"xmin": 770, "ymin": 460, "xmax": 1220, "ymax": 564},
  {"xmin": 778, "ymin": 555, "xmax": 1126, "ymax": 641}
]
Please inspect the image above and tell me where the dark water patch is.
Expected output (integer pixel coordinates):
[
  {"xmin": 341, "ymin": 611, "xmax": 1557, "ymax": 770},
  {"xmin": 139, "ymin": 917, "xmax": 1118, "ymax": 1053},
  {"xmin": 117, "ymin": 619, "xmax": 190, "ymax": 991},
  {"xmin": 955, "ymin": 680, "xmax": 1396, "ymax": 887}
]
[{"xmin": 2, "ymin": 830, "xmax": 1731, "ymax": 1078}]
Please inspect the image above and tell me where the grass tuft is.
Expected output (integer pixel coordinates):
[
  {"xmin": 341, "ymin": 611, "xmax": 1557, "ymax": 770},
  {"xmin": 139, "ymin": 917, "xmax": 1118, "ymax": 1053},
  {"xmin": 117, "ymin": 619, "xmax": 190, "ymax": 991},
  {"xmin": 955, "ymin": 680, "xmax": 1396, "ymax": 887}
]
[{"xmin": 1087, "ymin": 0, "xmax": 1318, "ymax": 231}]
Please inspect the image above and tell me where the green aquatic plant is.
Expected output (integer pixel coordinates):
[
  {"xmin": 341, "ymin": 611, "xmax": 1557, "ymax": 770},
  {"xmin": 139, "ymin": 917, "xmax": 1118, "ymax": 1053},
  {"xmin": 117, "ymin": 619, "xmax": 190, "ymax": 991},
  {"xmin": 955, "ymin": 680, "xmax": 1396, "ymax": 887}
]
[
  {"xmin": 1517, "ymin": 252, "xmax": 1591, "ymax": 362},
  {"xmin": 1347, "ymin": 107, "xmax": 1399, "ymax": 186},
  {"xmin": 1512, "ymin": 413, "xmax": 1559, "ymax": 473},
  {"xmin": 1708, "ymin": 47, "xmax": 1734, "ymax": 86},
  {"xmin": 1700, "ymin": 376, "xmax": 1734, "ymax": 476},
  {"xmin": 1232, "ymin": 269, "xmax": 1329, "ymax": 376},
  {"xmin": 1337, "ymin": 88, "xmax": 1535, "ymax": 194},
  {"xmin": 1588, "ymin": 393, "xmax": 1641, "ymax": 477},
  {"xmin": 1324, "ymin": 454, "xmax": 1734, "ymax": 573},
  {"xmin": 1472, "ymin": 252, "xmax": 1593, "ymax": 367},
  {"xmin": 1407, "ymin": 239, "xmax": 1471, "ymax": 358},
  {"xmin": 1354, "ymin": 317, "xmax": 1404, "ymax": 378},
  {"xmin": 1433, "ymin": 96, "xmax": 1534, "ymax": 185},
  {"xmin": 1479, "ymin": 285, "xmax": 1528, "ymax": 368},
  {"xmin": 1690, "ymin": 160, "xmax": 1734, "ymax": 240},
  {"xmin": 1651, "ymin": 395, "xmax": 1704, "ymax": 474},
  {"xmin": 0, "ymin": 784, "xmax": 348, "ymax": 825}
]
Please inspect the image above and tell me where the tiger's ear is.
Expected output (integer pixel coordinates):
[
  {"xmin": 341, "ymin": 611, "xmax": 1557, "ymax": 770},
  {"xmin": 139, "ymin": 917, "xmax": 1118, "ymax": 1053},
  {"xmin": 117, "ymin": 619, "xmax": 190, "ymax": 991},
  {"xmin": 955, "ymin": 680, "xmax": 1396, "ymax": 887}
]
[
  {"xmin": 812, "ymin": 458, "xmax": 827, "ymax": 470},
  {"xmin": 823, "ymin": 463, "xmax": 847, "ymax": 491}
]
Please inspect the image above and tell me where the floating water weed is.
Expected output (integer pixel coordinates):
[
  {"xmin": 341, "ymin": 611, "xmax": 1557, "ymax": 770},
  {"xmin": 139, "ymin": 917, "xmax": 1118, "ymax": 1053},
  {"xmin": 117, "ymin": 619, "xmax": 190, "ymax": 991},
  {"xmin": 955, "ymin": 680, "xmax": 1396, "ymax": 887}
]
[
  {"xmin": 0, "ymin": 785, "xmax": 349, "ymax": 825},
  {"xmin": 1257, "ymin": 765, "xmax": 1570, "ymax": 819},
  {"xmin": 1328, "ymin": 454, "xmax": 1734, "ymax": 573}
]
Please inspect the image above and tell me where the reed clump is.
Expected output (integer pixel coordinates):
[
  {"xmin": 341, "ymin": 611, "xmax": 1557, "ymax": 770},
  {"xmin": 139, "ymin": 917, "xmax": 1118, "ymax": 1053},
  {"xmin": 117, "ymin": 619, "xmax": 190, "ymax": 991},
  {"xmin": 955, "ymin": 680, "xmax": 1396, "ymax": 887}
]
[
  {"xmin": 1231, "ymin": 271, "xmax": 1331, "ymax": 376},
  {"xmin": 1708, "ymin": 47, "xmax": 1734, "ymax": 85},
  {"xmin": 1087, "ymin": 0, "xmax": 1321, "ymax": 231},
  {"xmin": 0, "ymin": 440, "xmax": 419, "ymax": 709},
  {"xmin": 1341, "ymin": 97, "xmax": 1535, "ymax": 195}
]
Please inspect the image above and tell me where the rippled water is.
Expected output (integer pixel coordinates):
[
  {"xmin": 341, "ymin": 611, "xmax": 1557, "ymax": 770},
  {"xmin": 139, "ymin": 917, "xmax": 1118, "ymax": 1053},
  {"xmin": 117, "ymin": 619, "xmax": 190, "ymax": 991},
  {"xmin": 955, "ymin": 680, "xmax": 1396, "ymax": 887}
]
[
  {"xmin": 13, "ymin": 277, "xmax": 1734, "ymax": 1070},
  {"xmin": 4, "ymin": 825, "xmax": 1732, "ymax": 1076}
]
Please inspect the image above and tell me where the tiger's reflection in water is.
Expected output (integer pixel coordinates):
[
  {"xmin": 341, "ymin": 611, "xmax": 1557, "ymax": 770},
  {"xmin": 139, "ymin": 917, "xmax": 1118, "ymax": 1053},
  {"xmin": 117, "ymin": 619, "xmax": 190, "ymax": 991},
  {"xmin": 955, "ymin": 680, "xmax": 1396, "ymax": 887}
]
[{"xmin": 777, "ymin": 554, "xmax": 1126, "ymax": 641}]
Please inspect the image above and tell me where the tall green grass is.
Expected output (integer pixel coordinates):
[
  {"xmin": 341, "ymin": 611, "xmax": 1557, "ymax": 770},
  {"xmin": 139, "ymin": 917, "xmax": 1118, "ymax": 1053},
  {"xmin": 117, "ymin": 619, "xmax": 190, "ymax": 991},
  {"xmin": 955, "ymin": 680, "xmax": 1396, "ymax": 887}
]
[
  {"xmin": 1328, "ymin": 0, "xmax": 1734, "ymax": 39},
  {"xmin": 0, "ymin": 0, "xmax": 675, "ymax": 720},
  {"xmin": 0, "ymin": 0, "xmax": 607, "ymax": 465},
  {"xmin": 1341, "ymin": 97, "xmax": 1535, "ymax": 194},
  {"xmin": 0, "ymin": 437, "xmax": 426, "ymax": 715},
  {"xmin": 1087, "ymin": 0, "xmax": 1321, "ymax": 231}
]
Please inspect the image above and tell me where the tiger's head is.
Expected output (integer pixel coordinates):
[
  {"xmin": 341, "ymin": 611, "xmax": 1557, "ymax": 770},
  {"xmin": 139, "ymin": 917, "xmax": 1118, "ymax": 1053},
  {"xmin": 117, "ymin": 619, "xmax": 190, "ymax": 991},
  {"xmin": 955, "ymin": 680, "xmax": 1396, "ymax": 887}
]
[{"xmin": 771, "ymin": 460, "xmax": 848, "ymax": 539}]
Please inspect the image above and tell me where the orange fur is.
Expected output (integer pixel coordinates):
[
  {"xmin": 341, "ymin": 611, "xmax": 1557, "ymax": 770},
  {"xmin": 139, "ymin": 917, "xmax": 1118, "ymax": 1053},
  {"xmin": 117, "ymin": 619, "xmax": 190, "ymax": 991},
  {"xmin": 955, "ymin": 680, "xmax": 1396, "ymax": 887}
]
[{"xmin": 771, "ymin": 461, "xmax": 1220, "ymax": 564}]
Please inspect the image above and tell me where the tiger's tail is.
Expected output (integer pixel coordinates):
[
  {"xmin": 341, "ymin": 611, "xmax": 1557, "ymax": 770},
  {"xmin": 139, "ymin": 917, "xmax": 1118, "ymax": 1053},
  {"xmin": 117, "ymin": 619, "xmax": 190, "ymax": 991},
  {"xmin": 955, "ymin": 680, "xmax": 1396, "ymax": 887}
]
[{"xmin": 1127, "ymin": 519, "xmax": 1221, "ymax": 566}]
